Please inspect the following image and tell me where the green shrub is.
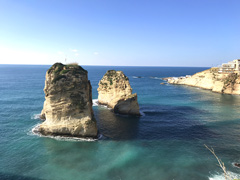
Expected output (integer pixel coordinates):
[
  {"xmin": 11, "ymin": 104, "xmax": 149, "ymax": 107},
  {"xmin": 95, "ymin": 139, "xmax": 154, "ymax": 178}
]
[
  {"xmin": 223, "ymin": 73, "xmax": 238, "ymax": 90},
  {"xmin": 52, "ymin": 75, "xmax": 66, "ymax": 83},
  {"xmin": 60, "ymin": 69, "xmax": 70, "ymax": 75}
]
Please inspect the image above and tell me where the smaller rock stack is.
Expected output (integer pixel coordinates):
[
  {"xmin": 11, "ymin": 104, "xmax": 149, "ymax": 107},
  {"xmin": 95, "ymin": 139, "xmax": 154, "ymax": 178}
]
[{"xmin": 98, "ymin": 70, "xmax": 140, "ymax": 115}]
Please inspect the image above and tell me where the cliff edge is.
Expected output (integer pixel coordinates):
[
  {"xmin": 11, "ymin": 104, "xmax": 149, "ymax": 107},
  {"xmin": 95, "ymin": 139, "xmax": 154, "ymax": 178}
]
[
  {"xmin": 166, "ymin": 68, "xmax": 240, "ymax": 94},
  {"xmin": 98, "ymin": 70, "xmax": 140, "ymax": 115},
  {"xmin": 39, "ymin": 63, "xmax": 98, "ymax": 138}
]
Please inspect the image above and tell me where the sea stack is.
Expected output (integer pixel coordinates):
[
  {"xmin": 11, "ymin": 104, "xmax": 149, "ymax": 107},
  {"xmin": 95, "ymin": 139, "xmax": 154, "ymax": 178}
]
[
  {"xmin": 98, "ymin": 70, "xmax": 140, "ymax": 115},
  {"xmin": 39, "ymin": 63, "xmax": 98, "ymax": 138}
]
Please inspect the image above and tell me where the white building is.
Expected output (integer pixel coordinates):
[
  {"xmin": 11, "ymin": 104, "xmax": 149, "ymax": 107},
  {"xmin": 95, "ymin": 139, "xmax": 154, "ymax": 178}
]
[{"xmin": 218, "ymin": 59, "xmax": 240, "ymax": 74}]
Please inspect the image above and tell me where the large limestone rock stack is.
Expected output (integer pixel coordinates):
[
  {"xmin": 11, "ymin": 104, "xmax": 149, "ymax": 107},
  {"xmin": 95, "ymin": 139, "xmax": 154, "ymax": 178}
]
[
  {"xmin": 39, "ymin": 63, "xmax": 98, "ymax": 138},
  {"xmin": 98, "ymin": 70, "xmax": 140, "ymax": 115}
]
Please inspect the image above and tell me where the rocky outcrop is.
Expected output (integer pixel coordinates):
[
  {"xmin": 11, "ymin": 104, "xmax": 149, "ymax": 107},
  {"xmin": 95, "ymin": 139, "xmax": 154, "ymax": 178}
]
[
  {"xmin": 113, "ymin": 93, "xmax": 140, "ymax": 115},
  {"xmin": 98, "ymin": 70, "xmax": 140, "ymax": 115},
  {"xmin": 166, "ymin": 68, "xmax": 240, "ymax": 94},
  {"xmin": 39, "ymin": 63, "xmax": 98, "ymax": 138}
]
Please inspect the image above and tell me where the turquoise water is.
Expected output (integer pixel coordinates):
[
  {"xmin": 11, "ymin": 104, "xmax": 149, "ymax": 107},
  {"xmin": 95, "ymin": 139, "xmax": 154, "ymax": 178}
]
[{"xmin": 1, "ymin": 65, "xmax": 240, "ymax": 180}]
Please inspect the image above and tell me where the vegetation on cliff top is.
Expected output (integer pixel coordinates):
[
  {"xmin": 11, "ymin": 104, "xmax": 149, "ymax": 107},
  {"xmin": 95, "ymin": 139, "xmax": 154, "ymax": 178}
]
[
  {"xmin": 101, "ymin": 70, "xmax": 129, "ymax": 86},
  {"xmin": 48, "ymin": 63, "xmax": 87, "ymax": 83},
  {"xmin": 105, "ymin": 70, "xmax": 117, "ymax": 85}
]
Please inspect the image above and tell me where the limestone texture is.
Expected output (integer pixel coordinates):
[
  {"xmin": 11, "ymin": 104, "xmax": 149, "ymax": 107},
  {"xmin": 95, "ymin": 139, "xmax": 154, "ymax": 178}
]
[
  {"xmin": 39, "ymin": 63, "xmax": 98, "ymax": 138},
  {"xmin": 166, "ymin": 68, "xmax": 240, "ymax": 94},
  {"xmin": 98, "ymin": 70, "xmax": 140, "ymax": 115}
]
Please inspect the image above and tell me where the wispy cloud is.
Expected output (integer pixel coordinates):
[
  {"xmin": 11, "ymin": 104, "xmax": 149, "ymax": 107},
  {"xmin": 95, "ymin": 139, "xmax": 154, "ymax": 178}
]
[
  {"xmin": 93, "ymin": 52, "xmax": 99, "ymax": 55},
  {"xmin": 58, "ymin": 51, "xmax": 64, "ymax": 55},
  {"xmin": 0, "ymin": 46, "xmax": 56, "ymax": 64},
  {"xmin": 71, "ymin": 49, "xmax": 78, "ymax": 52},
  {"xmin": 75, "ymin": 53, "xmax": 79, "ymax": 56}
]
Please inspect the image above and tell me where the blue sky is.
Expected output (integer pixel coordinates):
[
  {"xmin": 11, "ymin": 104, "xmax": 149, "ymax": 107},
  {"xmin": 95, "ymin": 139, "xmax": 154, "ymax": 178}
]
[{"xmin": 0, "ymin": 0, "xmax": 239, "ymax": 66}]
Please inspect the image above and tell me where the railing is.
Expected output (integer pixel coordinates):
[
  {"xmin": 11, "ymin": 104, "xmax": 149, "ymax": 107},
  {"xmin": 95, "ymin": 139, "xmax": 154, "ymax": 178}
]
[{"xmin": 218, "ymin": 68, "xmax": 234, "ymax": 74}]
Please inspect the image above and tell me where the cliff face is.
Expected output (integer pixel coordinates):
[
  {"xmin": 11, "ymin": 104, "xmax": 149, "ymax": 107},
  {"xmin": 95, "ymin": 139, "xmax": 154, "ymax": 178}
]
[
  {"xmin": 39, "ymin": 63, "xmax": 98, "ymax": 138},
  {"xmin": 98, "ymin": 70, "xmax": 140, "ymax": 115},
  {"xmin": 167, "ymin": 68, "xmax": 240, "ymax": 94}
]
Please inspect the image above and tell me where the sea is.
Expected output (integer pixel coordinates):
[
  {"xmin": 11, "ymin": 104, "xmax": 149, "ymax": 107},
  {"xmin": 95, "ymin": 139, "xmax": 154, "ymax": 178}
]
[{"xmin": 1, "ymin": 65, "xmax": 240, "ymax": 180}]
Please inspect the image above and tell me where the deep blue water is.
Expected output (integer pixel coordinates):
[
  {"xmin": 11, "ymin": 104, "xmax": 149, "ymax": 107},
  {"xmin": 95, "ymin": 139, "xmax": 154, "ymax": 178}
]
[{"xmin": 1, "ymin": 65, "xmax": 240, "ymax": 180}]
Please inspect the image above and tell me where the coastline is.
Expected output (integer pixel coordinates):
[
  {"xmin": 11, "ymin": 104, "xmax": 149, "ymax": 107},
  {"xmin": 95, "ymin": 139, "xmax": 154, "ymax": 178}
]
[{"xmin": 164, "ymin": 68, "xmax": 240, "ymax": 95}]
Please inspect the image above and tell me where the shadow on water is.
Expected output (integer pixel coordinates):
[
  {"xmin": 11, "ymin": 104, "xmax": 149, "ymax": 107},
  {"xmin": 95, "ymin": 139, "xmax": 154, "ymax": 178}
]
[
  {"xmin": 93, "ymin": 104, "xmax": 218, "ymax": 141},
  {"xmin": 218, "ymin": 93, "xmax": 240, "ymax": 105},
  {"xmin": 0, "ymin": 172, "xmax": 42, "ymax": 180},
  {"xmin": 94, "ymin": 107, "xmax": 140, "ymax": 140},
  {"xmin": 142, "ymin": 104, "xmax": 209, "ymax": 116},
  {"xmin": 138, "ymin": 104, "xmax": 219, "ymax": 140},
  {"xmin": 181, "ymin": 85, "xmax": 240, "ymax": 106}
]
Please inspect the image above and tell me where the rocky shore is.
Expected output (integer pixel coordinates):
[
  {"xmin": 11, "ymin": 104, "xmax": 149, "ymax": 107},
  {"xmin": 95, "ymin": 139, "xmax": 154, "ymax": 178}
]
[{"xmin": 165, "ymin": 68, "xmax": 240, "ymax": 94}]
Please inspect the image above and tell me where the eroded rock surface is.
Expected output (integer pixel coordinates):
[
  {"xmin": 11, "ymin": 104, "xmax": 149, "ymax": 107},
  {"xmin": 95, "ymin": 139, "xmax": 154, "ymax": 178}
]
[
  {"xmin": 166, "ymin": 68, "xmax": 240, "ymax": 94},
  {"xmin": 98, "ymin": 70, "xmax": 140, "ymax": 115},
  {"xmin": 39, "ymin": 63, "xmax": 98, "ymax": 138}
]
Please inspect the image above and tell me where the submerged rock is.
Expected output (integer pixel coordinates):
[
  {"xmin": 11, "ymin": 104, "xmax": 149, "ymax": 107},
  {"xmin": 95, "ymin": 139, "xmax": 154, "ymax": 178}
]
[
  {"xmin": 39, "ymin": 63, "xmax": 98, "ymax": 138},
  {"xmin": 98, "ymin": 70, "xmax": 140, "ymax": 115},
  {"xmin": 234, "ymin": 163, "xmax": 240, "ymax": 168}
]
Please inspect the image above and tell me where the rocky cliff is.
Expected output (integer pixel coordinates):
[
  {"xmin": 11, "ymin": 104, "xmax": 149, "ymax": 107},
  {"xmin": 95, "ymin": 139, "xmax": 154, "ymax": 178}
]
[
  {"xmin": 166, "ymin": 68, "xmax": 240, "ymax": 94},
  {"xmin": 98, "ymin": 70, "xmax": 140, "ymax": 115},
  {"xmin": 39, "ymin": 63, "xmax": 98, "ymax": 138}
]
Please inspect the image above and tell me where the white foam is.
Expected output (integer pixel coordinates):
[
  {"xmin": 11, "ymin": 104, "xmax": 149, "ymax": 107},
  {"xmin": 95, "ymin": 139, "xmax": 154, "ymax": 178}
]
[
  {"xmin": 92, "ymin": 99, "xmax": 111, "ymax": 109},
  {"xmin": 30, "ymin": 124, "xmax": 98, "ymax": 142},
  {"xmin": 133, "ymin": 76, "xmax": 144, "ymax": 79},
  {"xmin": 92, "ymin": 99, "xmax": 99, "ymax": 106},
  {"xmin": 99, "ymin": 104, "xmax": 109, "ymax": 109},
  {"xmin": 31, "ymin": 114, "xmax": 41, "ymax": 120},
  {"xmin": 92, "ymin": 99, "xmax": 110, "ymax": 109},
  {"xmin": 26, "ymin": 123, "xmax": 41, "ymax": 136},
  {"xmin": 209, "ymin": 171, "xmax": 240, "ymax": 180},
  {"xmin": 150, "ymin": 77, "xmax": 162, "ymax": 80}
]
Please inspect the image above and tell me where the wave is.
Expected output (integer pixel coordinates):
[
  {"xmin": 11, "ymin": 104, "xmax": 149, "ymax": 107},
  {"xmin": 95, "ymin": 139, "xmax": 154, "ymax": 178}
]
[
  {"xmin": 132, "ymin": 76, "xmax": 144, "ymax": 79},
  {"xmin": 93, "ymin": 99, "xmax": 112, "ymax": 109},
  {"xmin": 149, "ymin": 76, "xmax": 162, "ymax": 80},
  {"xmin": 30, "ymin": 124, "xmax": 98, "ymax": 142},
  {"xmin": 209, "ymin": 171, "xmax": 240, "ymax": 180},
  {"xmin": 31, "ymin": 114, "xmax": 41, "ymax": 120},
  {"xmin": 92, "ymin": 99, "xmax": 99, "ymax": 106}
]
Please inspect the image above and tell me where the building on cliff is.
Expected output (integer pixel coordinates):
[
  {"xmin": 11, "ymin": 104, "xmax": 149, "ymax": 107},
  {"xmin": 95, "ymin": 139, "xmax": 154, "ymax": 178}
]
[{"xmin": 218, "ymin": 59, "xmax": 240, "ymax": 74}]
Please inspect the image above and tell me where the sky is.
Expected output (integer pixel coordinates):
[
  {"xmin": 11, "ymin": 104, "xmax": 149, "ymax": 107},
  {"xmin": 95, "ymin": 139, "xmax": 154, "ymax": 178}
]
[{"xmin": 0, "ymin": 0, "xmax": 239, "ymax": 67}]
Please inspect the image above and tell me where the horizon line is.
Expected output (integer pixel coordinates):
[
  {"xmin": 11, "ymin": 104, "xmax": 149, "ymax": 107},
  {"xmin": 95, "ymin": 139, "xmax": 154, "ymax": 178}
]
[{"xmin": 0, "ymin": 63, "xmax": 211, "ymax": 68}]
